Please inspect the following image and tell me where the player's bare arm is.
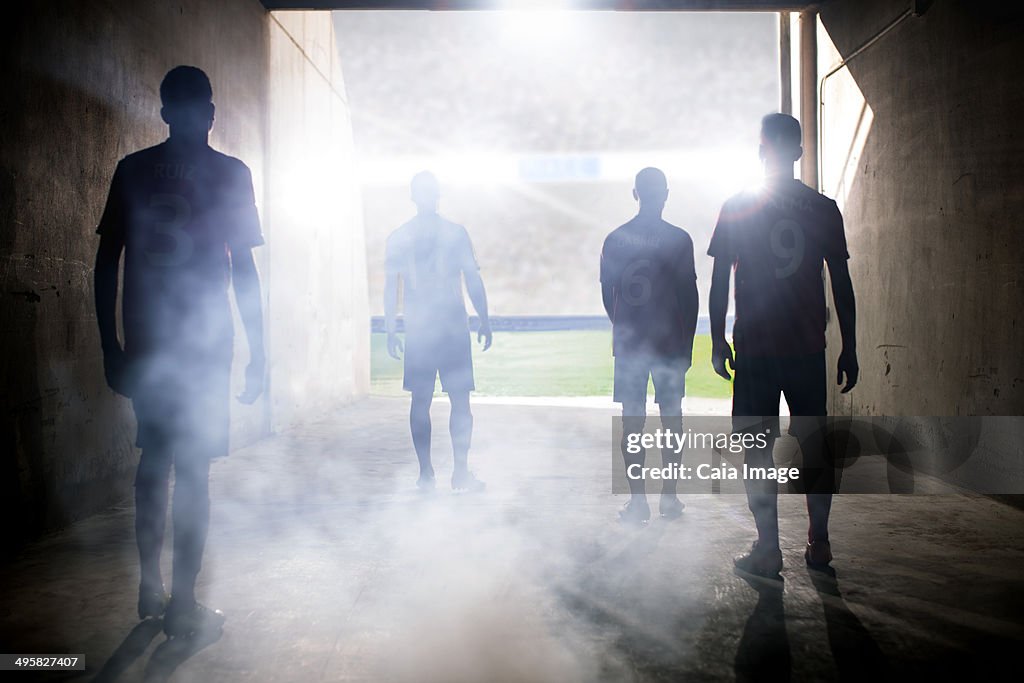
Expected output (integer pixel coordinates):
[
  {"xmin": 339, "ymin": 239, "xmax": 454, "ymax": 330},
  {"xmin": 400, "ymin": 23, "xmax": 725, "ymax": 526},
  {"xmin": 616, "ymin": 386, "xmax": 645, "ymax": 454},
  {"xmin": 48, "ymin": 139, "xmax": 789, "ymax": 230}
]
[
  {"xmin": 601, "ymin": 282, "xmax": 615, "ymax": 322},
  {"xmin": 94, "ymin": 232, "xmax": 129, "ymax": 396},
  {"xmin": 678, "ymin": 271, "xmax": 699, "ymax": 365},
  {"xmin": 465, "ymin": 268, "xmax": 492, "ymax": 351},
  {"xmin": 383, "ymin": 271, "xmax": 403, "ymax": 360},
  {"xmin": 232, "ymin": 247, "xmax": 265, "ymax": 404},
  {"xmin": 709, "ymin": 257, "xmax": 734, "ymax": 381},
  {"xmin": 827, "ymin": 257, "xmax": 859, "ymax": 393}
]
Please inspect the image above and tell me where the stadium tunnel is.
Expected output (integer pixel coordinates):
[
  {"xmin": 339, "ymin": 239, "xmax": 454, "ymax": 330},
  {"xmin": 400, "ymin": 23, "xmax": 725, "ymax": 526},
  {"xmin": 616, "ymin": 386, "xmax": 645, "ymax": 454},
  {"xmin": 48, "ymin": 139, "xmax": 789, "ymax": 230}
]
[
  {"xmin": 0, "ymin": 0, "xmax": 1022, "ymax": 679},
  {"xmin": 3, "ymin": 0, "xmax": 1020, "ymax": 544}
]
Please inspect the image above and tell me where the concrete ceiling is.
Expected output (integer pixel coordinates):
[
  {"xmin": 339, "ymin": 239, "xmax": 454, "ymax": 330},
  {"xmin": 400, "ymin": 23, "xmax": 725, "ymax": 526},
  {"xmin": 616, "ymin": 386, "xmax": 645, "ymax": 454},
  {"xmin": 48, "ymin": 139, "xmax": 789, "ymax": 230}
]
[{"xmin": 260, "ymin": 1, "xmax": 812, "ymax": 10}]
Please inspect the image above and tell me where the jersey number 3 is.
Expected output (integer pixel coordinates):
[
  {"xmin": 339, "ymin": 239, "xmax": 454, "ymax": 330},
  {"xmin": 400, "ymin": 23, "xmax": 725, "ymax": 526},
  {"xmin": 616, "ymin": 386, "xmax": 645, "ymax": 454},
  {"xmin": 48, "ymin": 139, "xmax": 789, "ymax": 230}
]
[{"xmin": 146, "ymin": 194, "xmax": 194, "ymax": 268}]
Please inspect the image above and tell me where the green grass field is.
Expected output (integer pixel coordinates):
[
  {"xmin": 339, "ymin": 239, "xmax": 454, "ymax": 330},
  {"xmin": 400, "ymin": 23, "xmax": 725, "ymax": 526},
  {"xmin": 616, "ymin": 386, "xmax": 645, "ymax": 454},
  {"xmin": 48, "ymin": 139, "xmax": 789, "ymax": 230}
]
[{"xmin": 370, "ymin": 331, "xmax": 731, "ymax": 399}]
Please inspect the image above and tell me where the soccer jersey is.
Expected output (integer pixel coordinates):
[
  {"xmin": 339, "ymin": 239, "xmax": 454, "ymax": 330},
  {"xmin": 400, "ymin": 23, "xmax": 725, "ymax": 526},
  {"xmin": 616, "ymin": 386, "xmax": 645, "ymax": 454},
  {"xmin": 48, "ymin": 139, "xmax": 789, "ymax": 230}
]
[
  {"xmin": 385, "ymin": 214, "xmax": 478, "ymax": 338},
  {"xmin": 600, "ymin": 216, "xmax": 697, "ymax": 358},
  {"xmin": 707, "ymin": 178, "xmax": 848, "ymax": 358},
  {"xmin": 96, "ymin": 140, "xmax": 264, "ymax": 360}
]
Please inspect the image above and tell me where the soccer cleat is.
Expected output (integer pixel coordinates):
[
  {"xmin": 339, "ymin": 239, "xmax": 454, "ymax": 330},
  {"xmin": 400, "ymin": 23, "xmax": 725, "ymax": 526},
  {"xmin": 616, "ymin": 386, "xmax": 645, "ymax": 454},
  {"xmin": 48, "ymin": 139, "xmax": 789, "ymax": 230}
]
[
  {"xmin": 659, "ymin": 495, "xmax": 685, "ymax": 519},
  {"xmin": 163, "ymin": 599, "xmax": 226, "ymax": 638},
  {"xmin": 804, "ymin": 540, "xmax": 833, "ymax": 568},
  {"xmin": 733, "ymin": 542, "xmax": 784, "ymax": 584},
  {"xmin": 137, "ymin": 585, "xmax": 170, "ymax": 620},
  {"xmin": 451, "ymin": 470, "xmax": 486, "ymax": 492},
  {"xmin": 618, "ymin": 498, "xmax": 651, "ymax": 526}
]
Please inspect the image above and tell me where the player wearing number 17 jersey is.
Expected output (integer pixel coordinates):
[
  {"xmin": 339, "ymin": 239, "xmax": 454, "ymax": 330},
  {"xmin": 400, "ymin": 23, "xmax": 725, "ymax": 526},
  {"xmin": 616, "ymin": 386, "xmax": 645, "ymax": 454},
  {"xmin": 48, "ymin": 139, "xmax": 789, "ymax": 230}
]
[
  {"xmin": 94, "ymin": 66, "xmax": 265, "ymax": 637},
  {"xmin": 708, "ymin": 113, "xmax": 858, "ymax": 582}
]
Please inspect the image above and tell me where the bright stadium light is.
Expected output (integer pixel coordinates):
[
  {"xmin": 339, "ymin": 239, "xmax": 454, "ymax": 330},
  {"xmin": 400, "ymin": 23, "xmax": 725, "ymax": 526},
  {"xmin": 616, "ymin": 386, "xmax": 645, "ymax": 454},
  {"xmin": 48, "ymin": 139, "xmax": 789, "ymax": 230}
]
[
  {"xmin": 356, "ymin": 152, "xmax": 520, "ymax": 188},
  {"xmin": 696, "ymin": 147, "xmax": 764, "ymax": 195},
  {"xmin": 496, "ymin": 1, "xmax": 578, "ymax": 45},
  {"xmin": 498, "ymin": 0, "xmax": 577, "ymax": 10},
  {"xmin": 599, "ymin": 148, "xmax": 763, "ymax": 198}
]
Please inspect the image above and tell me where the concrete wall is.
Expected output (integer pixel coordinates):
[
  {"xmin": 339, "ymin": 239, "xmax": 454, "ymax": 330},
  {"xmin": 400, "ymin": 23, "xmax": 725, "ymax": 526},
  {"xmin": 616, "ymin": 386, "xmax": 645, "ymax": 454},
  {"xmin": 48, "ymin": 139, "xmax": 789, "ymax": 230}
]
[
  {"xmin": 0, "ymin": 2, "xmax": 368, "ymax": 551},
  {"xmin": 266, "ymin": 13, "xmax": 369, "ymax": 430},
  {"xmin": 816, "ymin": 0, "xmax": 1024, "ymax": 417}
]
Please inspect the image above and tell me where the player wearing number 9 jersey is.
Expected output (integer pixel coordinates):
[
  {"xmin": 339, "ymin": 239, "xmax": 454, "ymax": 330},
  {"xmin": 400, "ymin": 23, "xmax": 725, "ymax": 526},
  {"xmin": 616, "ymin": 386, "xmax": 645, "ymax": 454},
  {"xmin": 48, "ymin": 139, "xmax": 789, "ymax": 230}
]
[
  {"xmin": 94, "ymin": 66, "xmax": 265, "ymax": 638},
  {"xmin": 601, "ymin": 167, "xmax": 699, "ymax": 525},
  {"xmin": 707, "ymin": 155, "xmax": 848, "ymax": 360},
  {"xmin": 708, "ymin": 113, "xmax": 859, "ymax": 581}
]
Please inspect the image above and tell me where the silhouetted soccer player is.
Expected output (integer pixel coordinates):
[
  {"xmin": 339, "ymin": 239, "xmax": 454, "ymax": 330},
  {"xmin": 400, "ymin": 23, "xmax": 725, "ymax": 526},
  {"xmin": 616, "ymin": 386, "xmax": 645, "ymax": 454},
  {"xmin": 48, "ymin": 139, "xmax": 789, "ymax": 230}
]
[
  {"xmin": 94, "ymin": 66, "xmax": 265, "ymax": 637},
  {"xmin": 384, "ymin": 172, "xmax": 492, "ymax": 492},
  {"xmin": 708, "ymin": 113, "xmax": 858, "ymax": 580},
  {"xmin": 601, "ymin": 168, "xmax": 699, "ymax": 525}
]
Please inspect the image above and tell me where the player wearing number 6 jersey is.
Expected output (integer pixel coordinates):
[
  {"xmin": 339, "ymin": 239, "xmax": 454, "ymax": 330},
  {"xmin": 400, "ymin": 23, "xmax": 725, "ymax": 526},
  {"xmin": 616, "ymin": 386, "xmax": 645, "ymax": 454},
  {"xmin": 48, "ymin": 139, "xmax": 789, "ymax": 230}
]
[
  {"xmin": 708, "ymin": 113, "xmax": 858, "ymax": 582},
  {"xmin": 94, "ymin": 66, "xmax": 265, "ymax": 637},
  {"xmin": 384, "ymin": 171, "xmax": 492, "ymax": 493},
  {"xmin": 600, "ymin": 167, "xmax": 699, "ymax": 525}
]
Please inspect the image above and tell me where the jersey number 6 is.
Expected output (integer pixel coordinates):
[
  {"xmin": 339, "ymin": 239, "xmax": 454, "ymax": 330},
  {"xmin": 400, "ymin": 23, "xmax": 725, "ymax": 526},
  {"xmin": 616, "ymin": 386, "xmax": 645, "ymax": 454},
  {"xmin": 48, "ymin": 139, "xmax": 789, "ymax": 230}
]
[{"xmin": 621, "ymin": 259, "xmax": 652, "ymax": 305}]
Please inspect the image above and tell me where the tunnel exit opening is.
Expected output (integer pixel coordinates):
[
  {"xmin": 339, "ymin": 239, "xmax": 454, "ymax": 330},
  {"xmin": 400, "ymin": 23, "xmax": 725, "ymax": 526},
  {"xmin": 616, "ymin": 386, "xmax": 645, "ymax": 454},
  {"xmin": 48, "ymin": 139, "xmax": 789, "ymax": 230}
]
[{"xmin": 314, "ymin": 4, "xmax": 818, "ymax": 403}]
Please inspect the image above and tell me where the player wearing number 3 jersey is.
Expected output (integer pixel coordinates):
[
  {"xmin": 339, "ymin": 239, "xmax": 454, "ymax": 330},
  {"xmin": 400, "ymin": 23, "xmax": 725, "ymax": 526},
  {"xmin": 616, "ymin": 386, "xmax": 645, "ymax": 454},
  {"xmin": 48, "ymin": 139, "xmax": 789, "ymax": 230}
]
[
  {"xmin": 94, "ymin": 66, "xmax": 265, "ymax": 637},
  {"xmin": 600, "ymin": 167, "xmax": 699, "ymax": 525},
  {"xmin": 708, "ymin": 113, "xmax": 859, "ymax": 582}
]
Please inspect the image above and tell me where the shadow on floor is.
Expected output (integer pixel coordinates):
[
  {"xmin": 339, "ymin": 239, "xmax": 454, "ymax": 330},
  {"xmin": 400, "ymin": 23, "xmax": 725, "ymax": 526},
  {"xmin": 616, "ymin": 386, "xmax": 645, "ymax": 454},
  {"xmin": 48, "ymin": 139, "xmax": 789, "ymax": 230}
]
[
  {"xmin": 91, "ymin": 618, "xmax": 222, "ymax": 683},
  {"xmin": 808, "ymin": 567, "xmax": 888, "ymax": 682},
  {"xmin": 734, "ymin": 577, "xmax": 791, "ymax": 683}
]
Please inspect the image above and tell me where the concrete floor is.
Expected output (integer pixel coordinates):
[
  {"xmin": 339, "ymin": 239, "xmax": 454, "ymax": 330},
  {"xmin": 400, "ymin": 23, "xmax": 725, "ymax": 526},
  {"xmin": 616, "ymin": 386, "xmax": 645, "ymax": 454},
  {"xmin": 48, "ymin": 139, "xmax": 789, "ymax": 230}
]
[{"xmin": 1, "ymin": 397, "xmax": 1023, "ymax": 682}]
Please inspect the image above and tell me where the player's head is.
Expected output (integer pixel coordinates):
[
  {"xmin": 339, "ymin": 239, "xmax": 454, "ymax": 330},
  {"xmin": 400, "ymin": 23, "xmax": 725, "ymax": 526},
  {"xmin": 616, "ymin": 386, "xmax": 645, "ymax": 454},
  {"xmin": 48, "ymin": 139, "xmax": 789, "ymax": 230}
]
[
  {"xmin": 410, "ymin": 171, "xmax": 440, "ymax": 212},
  {"xmin": 633, "ymin": 167, "xmax": 669, "ymax": 208},
  {"xmin": 759, "ymin": 113, "xmax": 803, "ymax": 169},
  {"xmin": 160, "ymin": 66, "xmax": 215, "ymax": 139}
]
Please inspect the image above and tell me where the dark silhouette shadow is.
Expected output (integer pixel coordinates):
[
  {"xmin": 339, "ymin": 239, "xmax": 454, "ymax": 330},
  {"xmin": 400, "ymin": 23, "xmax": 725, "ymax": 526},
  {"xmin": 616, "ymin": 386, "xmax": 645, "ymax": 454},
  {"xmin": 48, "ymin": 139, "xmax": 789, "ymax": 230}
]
[
  {"xmin": 734, "ymin": 577, "xmax": 791, "ymax": 683},
  {"xmin": 813, "ymin": 416, "xmax": 988, "ymax": 494},
  {"xmin": 93, "ymin": 64, "xmax": 264, "ymax": 641},
  {"xmin": 600, "ymin": 167, "xmax": 699, "ymax": 524},
  {"xmin": 91, "ymin": 619, "xmax": 165, "ymax": 683},
  {"xmin": 807, "ymin": 568, "xmax": 888, "ymax": 682},
  {"xmin": 708, "ymin": 112, "xmax": 858, "ymax": 575},
  {"xmin": 837, "ymin": 420, "xmax": 914, "ymax": 493},
  {"xmin": 141, "ymin": 626, "xmax": 223, "ymax": 683}
]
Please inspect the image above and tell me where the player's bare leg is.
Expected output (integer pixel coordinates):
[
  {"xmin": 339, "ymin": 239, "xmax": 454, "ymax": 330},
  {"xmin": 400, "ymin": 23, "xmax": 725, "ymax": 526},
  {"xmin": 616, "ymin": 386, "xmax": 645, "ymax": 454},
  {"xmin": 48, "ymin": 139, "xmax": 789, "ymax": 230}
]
[
  {"xmin": 657, "ymin": 402, "xmax": 685, "ymax": 519},
  {"xmin": 734, "ymin": 436, "xmax": 783, "ymax": 583},
  {"xmin": 164, "ymin": 455, "xmax": 224, "ymax": 637},
  {"xmin": 794, "ymin": 416, "xmax": 833, "ymax": 568},
  {"xmin": 135, "ymin": 449, "xmax": 172, "ymax": 619},
  {"xmin": 448, "ymin": 390, "xmax": 483, "ymax": 491},
  {"xmin": 619, "ymin": 400, "xmax": 650, "ymax": 525},
  {"xmin": 410, "ymin": 390, "xmax": 434, "ymax": 490}
]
